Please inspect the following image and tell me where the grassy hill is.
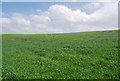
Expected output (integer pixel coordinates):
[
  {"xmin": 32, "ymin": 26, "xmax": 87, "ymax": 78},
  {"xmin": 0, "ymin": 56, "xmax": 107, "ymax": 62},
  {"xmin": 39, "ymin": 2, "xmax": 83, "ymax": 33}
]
[{"xmin": 2, "ymin": 30, "xmax": 119, "ymax": 79}]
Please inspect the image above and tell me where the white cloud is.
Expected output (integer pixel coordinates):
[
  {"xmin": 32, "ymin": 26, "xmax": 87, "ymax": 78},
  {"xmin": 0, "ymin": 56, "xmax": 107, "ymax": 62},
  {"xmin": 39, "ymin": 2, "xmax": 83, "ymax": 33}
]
[
  {"xmin": 30, "ymin": 14, "xmax": 51, "ymax": 24},
  {"xmin": 88, "ymin": 3, "xmax": 118, "ymax": 28},
  {"xmin": 1, "ymin": 2, "xmax": 118, "ymax": 34},
  {"xmin": 81, "ymin": 2, "xmax": 103, "ymax": 13},
  {"xmin": 0, "ymin": 12, "xmax": 4, "ymax": 17},
  {"xmin": 10, "ymin": 13, "xmax": 31, "ymax": 26},
  {"xmin": 47, "ymin": 4, "xmax": 90, "ymax": 24},
  {"xmin": 0, "ymin": 18, "xmax": 11, "ymax": 24},
  {"xmin": 11, "ymin": 17, "xmax": 31, "ymax": 26}
]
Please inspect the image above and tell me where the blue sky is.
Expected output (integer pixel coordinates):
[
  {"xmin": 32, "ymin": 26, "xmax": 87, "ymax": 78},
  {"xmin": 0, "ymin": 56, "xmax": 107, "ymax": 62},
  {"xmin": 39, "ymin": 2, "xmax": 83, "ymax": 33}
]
[
  {"xmin": 2, "ymin": 2, "xmax": 95, "ymax": 15},
  {"xmin": 1, "ymin": 1, "xmax": 118, "ymax": 34},
  {"xmin": 0, "ymin": 2, "xmax": 2, "ymax": 13},
  {"xmin": 1, "ymin": 0, "xmax": 118, "ymax": 2}
]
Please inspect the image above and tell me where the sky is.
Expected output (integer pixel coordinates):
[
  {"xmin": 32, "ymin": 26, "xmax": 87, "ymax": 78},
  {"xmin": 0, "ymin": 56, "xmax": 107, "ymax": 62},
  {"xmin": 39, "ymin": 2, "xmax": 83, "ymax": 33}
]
[
  {"xmin": 0, "ymin": 0, "xmax": 119, "ymax": 34},
  {"xmin": 1, "ymin": 0, "xmax": 119, "ymax": 2}
]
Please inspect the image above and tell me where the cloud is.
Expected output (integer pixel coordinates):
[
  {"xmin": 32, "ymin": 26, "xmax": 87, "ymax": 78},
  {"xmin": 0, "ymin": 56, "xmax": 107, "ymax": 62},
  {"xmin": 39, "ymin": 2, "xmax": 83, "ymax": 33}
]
[
  {"xmin": 1, "ymin": 2, "xmax": 118, "ymax": 34},
  {"xmin": 30, "ymin": 14, "xmax": 51, "ymax": 24},
  {"xmin": 0, "ymin": 18, "xmax": 11, "ymax": 24},
  {"xmin": 0, "ymin": 12, "xmax": 4, "ymax": 17},
  {"xmin": 11, "ymin": 17, "xmax": 31, "ymax": 26},
  {"xmin": 88, "ymin": 3, "xmax": 118, "ymax": 28},
  {"xmin": 81, "ymin": 2, "xmax": 103, "ymax": 13},
  {"xmin": 47, "ymin": 4, "xmax": 90, "ymax": 23}
]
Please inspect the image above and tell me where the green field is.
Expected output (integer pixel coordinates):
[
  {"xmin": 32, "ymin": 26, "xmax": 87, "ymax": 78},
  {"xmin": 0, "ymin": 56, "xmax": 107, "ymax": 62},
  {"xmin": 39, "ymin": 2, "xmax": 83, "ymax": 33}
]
[{"xmin": 2, "ymin": 30, "xmax": 119, "ymax": 79}]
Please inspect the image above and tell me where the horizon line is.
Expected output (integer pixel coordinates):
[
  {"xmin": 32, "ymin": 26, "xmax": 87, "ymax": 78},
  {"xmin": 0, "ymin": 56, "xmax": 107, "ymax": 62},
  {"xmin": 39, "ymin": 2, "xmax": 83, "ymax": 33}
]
[{"xmin": 1, "ymin": 29, "xmax": 119, "ymax": 35}]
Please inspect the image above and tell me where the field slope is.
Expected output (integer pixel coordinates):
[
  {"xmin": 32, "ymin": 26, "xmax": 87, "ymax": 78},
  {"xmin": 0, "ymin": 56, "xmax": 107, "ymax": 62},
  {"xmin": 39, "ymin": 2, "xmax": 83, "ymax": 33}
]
[{"xmin": 2, "ymin": 30, "xmax": 119, "ymax": 79}]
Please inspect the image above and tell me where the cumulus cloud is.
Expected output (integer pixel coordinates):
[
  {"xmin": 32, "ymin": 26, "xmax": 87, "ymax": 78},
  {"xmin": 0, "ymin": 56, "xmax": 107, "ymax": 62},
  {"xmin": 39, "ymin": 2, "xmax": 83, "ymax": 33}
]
[
  {"xmin": 11, "ymin": 17, "xmax": 30, "ymax": 26},
  {"xmin": 47, "ymin": 4, "xmax": 90, "ymax": 23},
  {"xmin": 0, "ymin": 12, "xmax": 4, "ymax": 17},
  {"xmin": 0, "ymin": 18, "xmax": 11, "ymax": 24},
  {"xmin": 30, "ymin": 14, "xmax": 51, "ymax": 24},
  {"xmin": 89, "ymin": 3, "xmax": 118, "ymax": 28},
  {"xmin": 1, "ymin": 2, "xmax": 118, "ymax": 34}
]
